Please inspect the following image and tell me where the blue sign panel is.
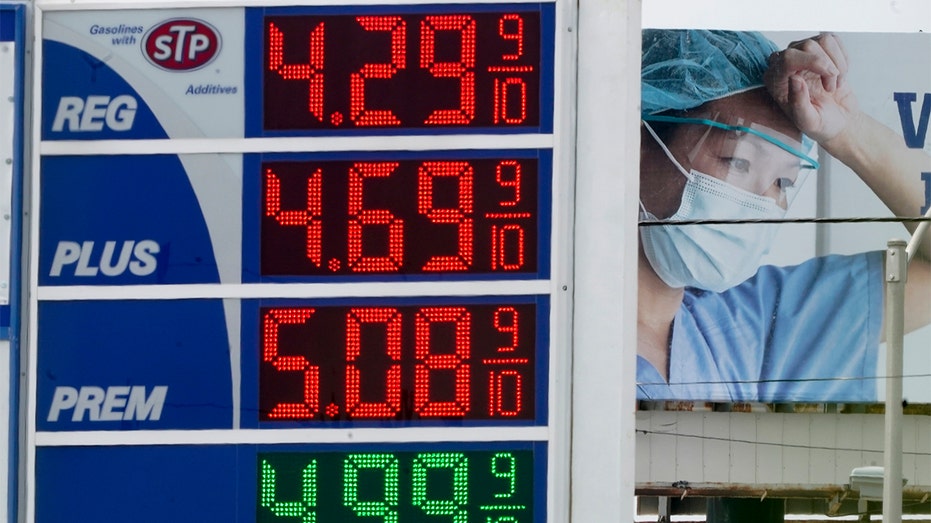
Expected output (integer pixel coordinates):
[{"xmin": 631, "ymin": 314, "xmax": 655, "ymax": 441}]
[
  {"xmin": 40, "ymin": 5, "xmax": 554, "ymax": 140},
  {"xmin": 42, "ymin": 8, "xmax": 246, "ymax": 140},
  {"xmin": 40, "ymin": 149, "xmax": 552, "ymax": 285},
  {"xmin": 39, "ymin": 155, "xmax": 234, "ymax": 286},
  {"xmin": 41, "ymin": 40, "xmax": 169, "ymax": 140},
  {"xmin": 37, "ymin": 295, "xmax": 548, "ymax": 431},
  {"xmin": 37, "ymin": 300, "xmax": 233, "ymax": 431},
  {"xmin": 36, "ymin": 442, "xmax": 547, "ymax": 523}
]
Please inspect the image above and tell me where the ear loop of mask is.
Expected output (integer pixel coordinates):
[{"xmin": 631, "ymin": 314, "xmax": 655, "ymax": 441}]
[
  {"xmin": 640, "ymin": 121, "xmax": 686, "ymax": 221},
  {"xmin": 638, "ymin": 200, "xmax": 653, "ymax": 220},
  {"xmin": 642, "ymin": 120, "xmax": 692, "ymax": 180}
]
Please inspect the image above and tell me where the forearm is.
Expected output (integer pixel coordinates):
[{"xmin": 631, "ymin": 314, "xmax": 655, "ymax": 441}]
[
  {"xmin": 823, "ymin": 110, "xmax": 931, "ymax": 333},
  {"xmin": 821, "ymin": 111, "xmax": 931, "ymax": 261}
]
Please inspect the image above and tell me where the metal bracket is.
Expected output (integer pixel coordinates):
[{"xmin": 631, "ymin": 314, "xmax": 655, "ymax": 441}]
[{"xmin": 885, "ymin": 240, "xmax": 908, "ymax": 282}]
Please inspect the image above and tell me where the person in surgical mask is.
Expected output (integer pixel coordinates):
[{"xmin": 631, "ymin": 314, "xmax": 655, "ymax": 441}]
[{"xmin": 637, "ymin": 30, "xmax": 931, "ymax": 402}]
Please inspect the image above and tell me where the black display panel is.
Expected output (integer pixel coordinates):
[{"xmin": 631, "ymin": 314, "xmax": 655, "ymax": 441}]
[
  {"xmin": 259, "ymin": 301, "xmax": 538, "ymax": 422},
  {"xmin": 262, "ymin": 9, "xmax": 542, "ymax": 130},
  {"xmin": 258, "ymin": 449, "xmax": 535, "ymax": 522},
  {"xmin": 260, "ymin": 156, "xmax": 541, "ymax": 276}
]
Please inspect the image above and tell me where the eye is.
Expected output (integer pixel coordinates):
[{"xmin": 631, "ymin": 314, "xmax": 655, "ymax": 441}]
[
  {"xmin": 723, "ymin": 157, "xmax": 750, "ymax": 174},
  {"xmin": 775, "ymin": 177, "xmax": 796, "ymax": 190}
]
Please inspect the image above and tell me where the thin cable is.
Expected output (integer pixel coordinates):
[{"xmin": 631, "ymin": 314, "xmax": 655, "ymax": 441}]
[
  {"xmin": 635, "ymin": 429, "xmax": 931, "ymax": 457},
  {"xmin": 639, "ymin": 216, "xmax": 931, "ymax": 226},
  {"xmin": 637, "ymin": 372, "xmax": 931, "ymax": 388}
]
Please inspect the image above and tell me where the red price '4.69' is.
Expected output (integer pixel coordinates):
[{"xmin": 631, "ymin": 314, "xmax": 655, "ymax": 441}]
[
  {"xmin": 261, "ymin": 157, "xmax": 539, "ymax": 276},
  {"xmin": 263, "ymin": 11, "xmax": 541, "ymax": 130}
]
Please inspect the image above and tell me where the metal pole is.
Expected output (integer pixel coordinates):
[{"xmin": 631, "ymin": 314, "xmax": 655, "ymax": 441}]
[{"xmin": 883, "ymin": 239, "xmax": 907, "ymax": 523}]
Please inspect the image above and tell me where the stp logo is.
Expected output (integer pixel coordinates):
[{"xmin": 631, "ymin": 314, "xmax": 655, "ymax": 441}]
[{"xmin": 142, "ymin": 18, "xmax": 221, "ymax": 71}]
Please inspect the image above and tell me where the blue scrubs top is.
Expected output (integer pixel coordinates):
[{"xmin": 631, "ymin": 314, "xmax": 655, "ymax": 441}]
[{"xmin": 637, "ymin": 251, "xmax": 884, "ymax": 402}]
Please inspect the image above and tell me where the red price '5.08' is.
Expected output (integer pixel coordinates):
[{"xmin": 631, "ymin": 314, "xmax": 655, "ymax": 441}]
[
  {"xmin": 259, "ymin": 302, "xmax": 538, "ymax": 422},
  {"xmin": 261, "ymin": 157, "xmax": 539, "ymax": 276},
  {"xmin": 263, "ymin": 11, "xmax": 541, "ymax": 130}
]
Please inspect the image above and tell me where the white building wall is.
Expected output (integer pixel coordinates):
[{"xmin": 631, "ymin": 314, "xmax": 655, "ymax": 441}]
[{"xmin": 636, "ymin": 411, "xmax": 931, "ymax": 489}]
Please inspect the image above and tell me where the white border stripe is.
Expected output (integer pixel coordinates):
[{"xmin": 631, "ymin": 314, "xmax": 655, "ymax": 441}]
[
  {"xmin": 37, "ymin": 280, "xmax": 552, "ymax": 300},
  {"xmin": 27, "ymin": 6, "xmax": 44, "ymax": 523},
  {"xmin": 35, "ymin": 426, "xmax": 549, "ymax": 446},
  {"xmin": 642, "ymin": 0, "xmax": 931, "ymax": 32},
  {"xmin": 40, "ymin": 134, "xmax": 555, "ymax": 155},
  {"xmin": 36, "ymin": 0, "xmax": 552, "ymax": 10}
]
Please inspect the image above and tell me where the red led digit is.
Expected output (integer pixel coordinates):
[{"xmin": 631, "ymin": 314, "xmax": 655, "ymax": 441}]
[
  {"xmin": 494, "ymin": 306, "xmax": 519, "ymax": 351},
  {"xmin": 420, "ymin": 15, "xmax": 476, "ymax": 125},
  {"xmin": 265, "ymin": 167, "xmax": 324, "ymax": 267},
  {"xmin": 493, "ymin": 78, "xmax": 528, "ymax": 125},
  {"xmin": 418, "ymin": 161, "xmax": 474, "ymax": 272},
  {"xmin": 414, "ymin": 307, "xmax": 471, "ymax": 417},
  {"xmin": 488, "ymin": 369, "xmax": 523, "ymax": 417},
  {"xmin": 347, "ymin": 162, "xmax": 404, "ymax": 272},
  {"xmin": 491, "ymin": 224, "xmax": 525, "ymax": 271},
  {"xmin": 345, "ymin": 308, "xmax": 402, "ymax": 418},
  {"xmin": 486, "ymin": 306, "xmax": 523, "ymax": 416},
  {"xmin": 498, "ymin": 14, "xmax": 524, "ymax": 60},
  {"xmin": 350, "ymin": 16, "xmax": 406, "ymax": 127},
  {"xmin": 495, "ymin": 160, "xmax": 521, "ymax": 207},
  {"xmin": 267, "ymin": 22, "xmax": 325, "ymax": 122},
  {"xmin": 263, "ymin": 308, "xmax": 320, "ymax": 419}
]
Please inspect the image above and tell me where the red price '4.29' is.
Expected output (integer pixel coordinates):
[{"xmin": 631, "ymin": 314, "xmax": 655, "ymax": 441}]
[{"xmin": 263, "ymin": 11, "xmax": 541, "ymax": 130}]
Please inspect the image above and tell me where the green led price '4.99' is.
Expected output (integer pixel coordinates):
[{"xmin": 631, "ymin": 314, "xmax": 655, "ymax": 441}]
[{"xmin": 258, "ymin": 450, "xmax": 534, "ymax": 522}]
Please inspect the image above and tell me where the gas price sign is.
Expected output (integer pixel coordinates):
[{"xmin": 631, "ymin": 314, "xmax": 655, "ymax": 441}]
[
  {"xmin": 35, "ymin": 442, "xmax": 546, "ymax": 521},
  {"xmin": 257, "ymin": 8, "xmax": 549, "ymax": 132},
  {"xmin": 33, "ymin": 2, "xmax": 563, "ymax": 522}
]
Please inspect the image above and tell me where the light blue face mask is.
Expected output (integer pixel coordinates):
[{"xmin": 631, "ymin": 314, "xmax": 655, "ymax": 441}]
[{"xmin": 640, "ymin": 121, "xmax": 792, "ymax": 292}]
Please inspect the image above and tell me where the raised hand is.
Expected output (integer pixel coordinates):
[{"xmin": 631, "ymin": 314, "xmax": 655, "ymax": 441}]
[{"xmin": 764, "ymin": 33, "xmax": 859, "ymax": 145}]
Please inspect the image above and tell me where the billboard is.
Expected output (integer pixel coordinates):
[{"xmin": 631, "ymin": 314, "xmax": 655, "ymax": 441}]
[{"xmin": 636, "ymin": 30, "xmax": 931, "ymax": 403}]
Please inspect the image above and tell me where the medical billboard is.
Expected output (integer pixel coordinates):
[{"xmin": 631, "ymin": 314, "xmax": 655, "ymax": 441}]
[{"xmin": 636, "ymin": 30, "xmax": 931, "ymax": 404}]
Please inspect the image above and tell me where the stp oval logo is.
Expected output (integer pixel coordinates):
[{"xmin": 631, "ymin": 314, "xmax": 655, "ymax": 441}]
[{"xmin": 142, "ymin": 19, "xmax": 221, "ymax": 71}]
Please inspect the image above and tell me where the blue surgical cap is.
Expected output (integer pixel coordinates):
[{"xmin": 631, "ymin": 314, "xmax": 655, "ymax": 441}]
[{"xmin": 641, "ymin": 30, "xmax": 779, "ymax": 116}]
